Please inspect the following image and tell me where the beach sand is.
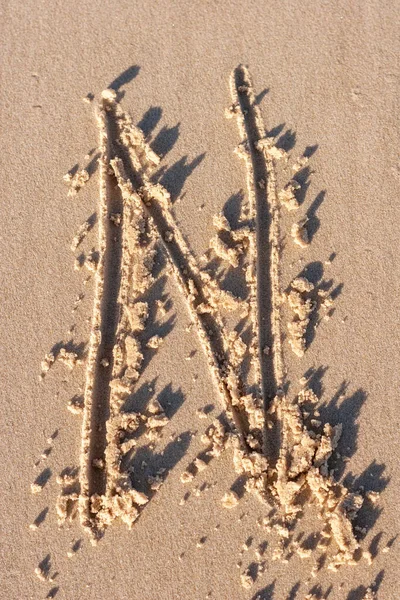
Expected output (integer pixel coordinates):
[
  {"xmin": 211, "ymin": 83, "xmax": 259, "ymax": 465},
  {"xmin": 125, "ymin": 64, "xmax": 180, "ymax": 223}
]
[{"xmin": 1, "ymin": 1, "xmax": 399, "ymax": 598}]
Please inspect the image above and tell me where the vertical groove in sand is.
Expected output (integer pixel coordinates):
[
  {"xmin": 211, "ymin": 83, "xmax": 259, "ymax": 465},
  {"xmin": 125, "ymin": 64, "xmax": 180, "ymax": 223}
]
[
  {"xmin": 78, "ymin": 101, "xmax": 109, "ymax": 535},
  {"xmin": 231, "ymin": 65, "xmax": 285, "ymax": 396},
  {"xmin": 79, "ymin": 96, "xmax": 125, "ymax": 538},
  {"xmin": 229, "ymin": 69, "xmax": 262, "ymax": 401},
  {"xmin": 229, "ymin": 65, "xmax": 285, "ymax": 457},
  {"xmin": 104, "ymin": 158, "xmax": 138, "ymax": 500}
]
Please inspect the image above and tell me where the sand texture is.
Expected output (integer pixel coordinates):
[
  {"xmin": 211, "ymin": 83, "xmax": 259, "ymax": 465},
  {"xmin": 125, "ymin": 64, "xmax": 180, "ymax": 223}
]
[{"xmin": 1, "ymin": 1, "xmax": 400, "ymax": 599}]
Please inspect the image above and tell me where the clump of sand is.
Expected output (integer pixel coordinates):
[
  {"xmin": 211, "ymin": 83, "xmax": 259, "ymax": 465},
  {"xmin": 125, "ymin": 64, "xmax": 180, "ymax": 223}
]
[
  {"xmin": 63, "ymin": 168, "xmax": 89, "ymax": 197},
  {"xmin": 285, "ymin": 277, "xmax": 315, "ymax": 357}
]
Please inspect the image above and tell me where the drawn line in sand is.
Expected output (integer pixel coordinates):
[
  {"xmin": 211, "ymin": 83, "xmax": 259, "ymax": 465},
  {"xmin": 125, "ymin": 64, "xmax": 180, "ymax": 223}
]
[
  {"xmin": 229, "ymin": 65, "xmax": 285, "ymax": 451},
  {"xmin": 227, "ymin": 65, "xmax": 365, "ymax": 574},
  {"xmin": 78, "ymin": 94, "xmax": 109, "ymax": 535},
  {"xmin": 78, "ymin": 91, "xmax": 161, "ymax": 538},
  {"xmin": 39, "ymin": 67, "xmax": 381, "ymax": 581}
]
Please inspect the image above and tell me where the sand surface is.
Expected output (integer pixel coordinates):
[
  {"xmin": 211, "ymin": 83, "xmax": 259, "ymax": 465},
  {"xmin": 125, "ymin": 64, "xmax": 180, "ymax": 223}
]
[{"xmin": 1, "ymin": 1, "xmax": 399, "ymax": 598}]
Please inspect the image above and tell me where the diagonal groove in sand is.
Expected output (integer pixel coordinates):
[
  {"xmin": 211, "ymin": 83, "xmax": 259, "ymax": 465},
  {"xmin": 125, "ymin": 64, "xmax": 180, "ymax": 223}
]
[{"xmin": 108, "ymin": 98, "xmax": 250, "ymax": 450}]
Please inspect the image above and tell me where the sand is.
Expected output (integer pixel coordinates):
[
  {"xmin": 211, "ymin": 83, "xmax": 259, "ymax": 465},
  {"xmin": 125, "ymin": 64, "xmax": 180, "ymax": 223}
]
[{"xmin": 1, "ymin": 1, "xmax": 400, "ymax": 598}]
